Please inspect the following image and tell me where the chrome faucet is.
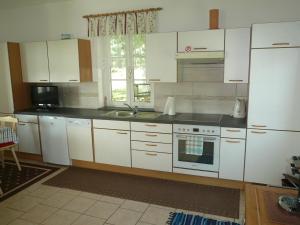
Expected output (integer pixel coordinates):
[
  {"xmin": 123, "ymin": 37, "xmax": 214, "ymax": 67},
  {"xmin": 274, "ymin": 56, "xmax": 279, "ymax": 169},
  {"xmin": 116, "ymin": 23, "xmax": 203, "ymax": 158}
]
[{"xmin": 124, "ymin": 103, "xmax": 138, "ymax": 115}]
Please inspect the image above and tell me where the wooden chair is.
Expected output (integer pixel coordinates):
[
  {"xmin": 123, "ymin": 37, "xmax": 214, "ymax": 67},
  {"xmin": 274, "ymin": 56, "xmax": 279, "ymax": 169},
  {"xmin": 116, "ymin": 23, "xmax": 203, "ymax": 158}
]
[{"xmin": 0, "ymin": 116, "xmax": 21, "ymax": 171}]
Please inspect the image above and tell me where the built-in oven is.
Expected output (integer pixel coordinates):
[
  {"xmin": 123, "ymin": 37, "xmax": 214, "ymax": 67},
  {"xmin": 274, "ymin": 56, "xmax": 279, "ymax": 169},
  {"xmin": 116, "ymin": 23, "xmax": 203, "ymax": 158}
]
[{"xmin": 173, "ymin": 124, "xmax": 220, "ymax": 172}]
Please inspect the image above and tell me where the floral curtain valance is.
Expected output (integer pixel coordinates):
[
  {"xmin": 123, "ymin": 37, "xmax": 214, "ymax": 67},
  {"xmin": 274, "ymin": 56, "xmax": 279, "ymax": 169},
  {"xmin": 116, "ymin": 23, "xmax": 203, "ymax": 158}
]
[{"xmin": 85, "ymin": 8, "xmax": 161, "ymax": 37}]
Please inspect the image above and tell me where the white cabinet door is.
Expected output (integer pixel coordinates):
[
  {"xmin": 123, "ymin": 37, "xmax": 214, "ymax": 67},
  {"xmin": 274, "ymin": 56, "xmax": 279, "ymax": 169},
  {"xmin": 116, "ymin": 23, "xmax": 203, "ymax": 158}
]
[
  {"xmin": 48, "ymin": 39, "xmax": 80, "ymax": 83},
  {"xmin": 224, "ymin": 28, "xmax": 250, "ymax": 83},
  {"xmin": 20, "ymin": 42, "xmax": 50, "ymax": 83},
  {"xmin": 219, "ymin": 138, "xmax": 245, "ymax": 181},
  {"xmin": 178, "ymin": 29, "xmax": 224, "ymax": 52},
  {"xmin": 0, "ymin": 43, "xmax": 14, "ymax": 114},
  {"xmin": 67, "ymin": 119, "xmax": 93, "ymax": 162},
  {"xmin": 146, "ymin": 32, "xmax": 177, "ymax": 82},
  {"xmin": 248, "ymin": 48, "xmax": 300, "ymax": 131},
  {"xmin": 252, "ymin": 21, "xmax": 300, "ymax": 49},
  {"xmin": 245, "ymin": 129, "xmax": 300, "ymax": 186},
  {"xmin": 94, "ymin": 129, "xmax": 131, "ymax": 167},
  {"xmin": 17, "ymin": 122, "xmax": 41, "ymax": 155}
]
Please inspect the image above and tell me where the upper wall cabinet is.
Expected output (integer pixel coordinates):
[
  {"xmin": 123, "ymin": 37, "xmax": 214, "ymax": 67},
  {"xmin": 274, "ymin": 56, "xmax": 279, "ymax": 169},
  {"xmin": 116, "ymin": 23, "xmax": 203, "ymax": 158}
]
[
  {"xmin": 146, "ymin": 32, "xmax": 177, "ymax": 83},
  {"xmin": 178, "ymin": 29, "xmax": 224, "ymax": 52},
  {"xmin": 20, "ymin": 41, "xmax": 50, "ymax": 83},
  {"xmin": 252, "ymin": 21, "xmax": 300, "ymax": 48},
  {"xmin": 48, "ymin": 39, "xmax": 92, "ymax": 83},
  {"xmin": 224, "ymin": 28, "xmax": 250, "ymax": 83}
]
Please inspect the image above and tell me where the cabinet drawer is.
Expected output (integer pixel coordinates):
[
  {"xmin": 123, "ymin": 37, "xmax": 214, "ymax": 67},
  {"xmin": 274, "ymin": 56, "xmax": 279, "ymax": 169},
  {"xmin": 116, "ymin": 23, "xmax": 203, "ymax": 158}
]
[
  {"xmin": 131, "ymin": 131, "xmax": 172, "ymax": 143},
  {"xmin": 16, "ymin": 114, "xmax": 38, "ymax": 123},
  {"xmin": 132, "ymin": 150, "xmax": 172, "ymax": 172},
  {"xmin": 131, "ymin": 122, "xmax": 172, "ymax": 133},
  {"xmin": 178, "ymin": 29, "xmax": 224, "ymax": 52},
  {"xmin": 221, "ymin": 127, "xmax": 246, "ymax": 139},
  {"xmin": 252, "ymin": 21, "xmax": 300, "ymax": 48},
  {"xmin": 93, "ymin": 119, "xmax": 130, "ymax": 130},
  {"xmin": 131, "ymin": 141, "xmax": 172, "ymax": 153}
]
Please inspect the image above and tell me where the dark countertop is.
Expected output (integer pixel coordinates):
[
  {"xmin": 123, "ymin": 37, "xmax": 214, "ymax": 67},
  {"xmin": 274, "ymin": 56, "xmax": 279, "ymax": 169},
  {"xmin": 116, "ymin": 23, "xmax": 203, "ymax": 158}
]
[{"xmin": 15, "ymin": 108, "xmax": 247, "ymax": 128}]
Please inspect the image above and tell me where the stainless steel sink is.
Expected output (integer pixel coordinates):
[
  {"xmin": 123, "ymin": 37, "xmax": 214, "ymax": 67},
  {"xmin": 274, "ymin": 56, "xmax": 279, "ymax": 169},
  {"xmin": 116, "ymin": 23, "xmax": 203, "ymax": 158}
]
[{"xmin": 105, "ymin": 110, "xmax": 161, "ymax": 119}]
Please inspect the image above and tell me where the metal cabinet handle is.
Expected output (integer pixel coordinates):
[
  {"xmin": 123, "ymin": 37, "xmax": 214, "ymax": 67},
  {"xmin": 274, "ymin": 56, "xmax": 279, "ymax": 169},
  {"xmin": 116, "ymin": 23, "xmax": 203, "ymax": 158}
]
[
  {"xmin": 272, "ymin": 42, "xmax": 290, "ymax": 46},
  {"xmin": 145, "ymin": 134, "xmax": 158, "ymax": 137},
  {"xmin": 145, "ymin": 153, "xmax": 158, "ymax": 156},
  {"xmin": 225, "ymin": 140, "xmax": 241, "ymax": 144},
  {"xmin": 145, "ymin": 143, "xmax": 157, "ymax": 147},
  {"xmin": 145, "ymin": 124, "xmax": 157, "ymax": 127},
  {"xmin": 18, "ymin": 123, "xmax": 26, "ymax": 126},
  {"xmin": 193, "ymin": 47, "xmax": 207, "ymax": 50},
  {"xmin": 117, "ymin": 132, "xmax": 128, "ymax": 135},
  {"xmin": 69, "ymin": 79, "xmax": 78, "ymax": 82},
  {"xmin": 39, "ymin": 79, "xmax": 48, "ymax": 82},
  {"xmin": 226, "ymin": 129, "xmax": 241, "ymax": 133},
  {"xmin": 228, "ymin": 79, "xmax": 243, "ymax": 82},
  {"xmin": 148, "ymin": 79, "xmax": 160, "ymax": 82},
  {"xmin": 251, "ymin": 131, "xmax": 267, "ymax": 134},
  {"xmin": 251, "ymin": 125, "xmax": 267, "ymax": 128}
]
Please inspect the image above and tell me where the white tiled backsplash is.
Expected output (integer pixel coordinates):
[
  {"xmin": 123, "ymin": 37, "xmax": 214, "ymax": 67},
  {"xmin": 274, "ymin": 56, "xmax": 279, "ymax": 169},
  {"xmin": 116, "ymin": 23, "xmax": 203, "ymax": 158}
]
[{"xmin": 58, "ymin": 82, "xmax": 100, "ymax": 109}]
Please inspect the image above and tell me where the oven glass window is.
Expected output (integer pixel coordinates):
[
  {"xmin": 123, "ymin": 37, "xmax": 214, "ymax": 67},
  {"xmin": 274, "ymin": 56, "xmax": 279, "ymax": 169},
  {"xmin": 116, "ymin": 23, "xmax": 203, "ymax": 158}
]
[{"xmin": 178, "ymin": 136, "xmax": 215, "ymax": 165}]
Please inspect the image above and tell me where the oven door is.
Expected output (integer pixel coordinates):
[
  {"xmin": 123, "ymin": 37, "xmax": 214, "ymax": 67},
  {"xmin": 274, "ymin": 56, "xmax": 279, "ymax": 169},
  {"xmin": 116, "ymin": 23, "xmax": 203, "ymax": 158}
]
[{"xmin": 173, "ymin": 133, "xmax": 220, "ymax": 172}]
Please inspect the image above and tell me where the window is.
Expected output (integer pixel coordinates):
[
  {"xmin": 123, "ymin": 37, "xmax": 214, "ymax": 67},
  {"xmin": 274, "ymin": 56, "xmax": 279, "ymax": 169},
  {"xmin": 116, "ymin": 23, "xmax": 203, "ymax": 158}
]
[{"xmin": 106, "ymin": 34, "xmax": 152, "ymax": 107}]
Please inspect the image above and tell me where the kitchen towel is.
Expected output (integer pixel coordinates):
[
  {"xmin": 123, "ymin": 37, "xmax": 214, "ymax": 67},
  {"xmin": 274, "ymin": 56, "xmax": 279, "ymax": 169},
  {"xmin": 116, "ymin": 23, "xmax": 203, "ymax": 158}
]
[
  {"xmin": 0, "ymin": 127, "xmax": 18, "ymax": 144},
  {"xmin": 163, "ymin": 96, "xmax": 176, "ymax": 116},
  {"xmin": 185, "ymin": 136, "xmax": 204, "ymax": 156}
]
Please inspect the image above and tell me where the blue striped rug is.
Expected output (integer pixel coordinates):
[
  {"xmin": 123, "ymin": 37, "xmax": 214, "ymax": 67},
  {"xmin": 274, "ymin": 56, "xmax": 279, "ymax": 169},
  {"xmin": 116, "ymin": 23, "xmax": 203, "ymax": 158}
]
[{"xmin": 167, "ymin": 212, "xmax": 240, "ymax": 225}]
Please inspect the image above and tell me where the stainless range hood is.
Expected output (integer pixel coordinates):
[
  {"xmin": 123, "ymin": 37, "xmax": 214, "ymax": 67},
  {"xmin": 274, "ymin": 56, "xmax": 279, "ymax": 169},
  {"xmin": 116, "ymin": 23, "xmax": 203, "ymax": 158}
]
[{"xmin": 176, "ymin": 51, "xmax": 224, "ymax": 64}]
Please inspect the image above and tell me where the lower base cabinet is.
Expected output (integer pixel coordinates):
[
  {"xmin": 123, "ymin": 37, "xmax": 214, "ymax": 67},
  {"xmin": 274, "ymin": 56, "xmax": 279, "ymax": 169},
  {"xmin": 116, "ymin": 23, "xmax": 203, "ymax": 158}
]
[
  {"xmin": 219, "ymin": 138, "xmax": 245, "ymax": 181},
  {"xmin": 94, "ymin": 128, "xmax": 131, "ymax": 167},
  {"xmin": 17, "ymin": 122, "xmax": 41, "ymax": 155},
  {"xmin": 131, "ymin": 150, "xmax": 172, "ymax": 172}
]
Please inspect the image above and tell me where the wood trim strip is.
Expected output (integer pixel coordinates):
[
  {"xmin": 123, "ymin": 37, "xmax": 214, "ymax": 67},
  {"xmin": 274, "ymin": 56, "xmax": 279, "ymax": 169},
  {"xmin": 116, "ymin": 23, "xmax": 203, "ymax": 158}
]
[{"xmin": 72, "ymin": 160, "xmax": 245, "ymax": 190}]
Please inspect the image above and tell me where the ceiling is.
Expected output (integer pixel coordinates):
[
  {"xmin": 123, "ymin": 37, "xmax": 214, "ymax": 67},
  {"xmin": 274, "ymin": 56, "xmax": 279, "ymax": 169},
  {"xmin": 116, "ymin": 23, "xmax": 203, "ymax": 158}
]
[{"xmin": 0, "ymin": 0, "xmax": 70, "ymax": 9}]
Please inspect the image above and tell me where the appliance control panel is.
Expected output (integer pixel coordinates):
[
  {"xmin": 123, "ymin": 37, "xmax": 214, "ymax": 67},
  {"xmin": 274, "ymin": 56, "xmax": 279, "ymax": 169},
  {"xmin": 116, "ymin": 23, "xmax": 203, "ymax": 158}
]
[{"xmin": 173, "ymin": 124, "xmax": 220, "ymax": 136}]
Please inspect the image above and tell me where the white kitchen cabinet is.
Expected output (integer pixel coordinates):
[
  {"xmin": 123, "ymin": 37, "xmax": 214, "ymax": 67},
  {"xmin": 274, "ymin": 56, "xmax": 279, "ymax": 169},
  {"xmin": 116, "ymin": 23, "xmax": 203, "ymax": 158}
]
[
  {"xmin": 245, "ymin": 129, "xmax": 300, "ymax": 186},
  {"xmin": 178, "ymin": 29, "xmax": 224, "ymax": 52},
  {"xmin": 48, "ymin": 39, "xmax": 92, "ymax": 83},
  {"xmin": 94, "ymin": 128, "xmax": 131, "ymax": 167},
  {"xmin": 252, "ymin": 21, "xmax": 300, "ymax": 49},
  {"xmin": 247, "ymin": 48, "xmax": 300, "ymax": 131},
  {"xmin": 20, "ymin": 41, "xmax": 50, "ymax": 83},
  {"xmin": 66, "ymin": 118, "xmax": 93, "ymax": 162},
  {"xmin": 224, "ymin": 28, "xmax": 250, "ymax": 83},
  {"xmin": 131, "ymin": 122, "xmax": 172, "ymax": 133},
  {"xmin": 132, "ymin": 150, "xmax": 172, "ymax": 172},
  {"xmin": 17, "ymin": 122, "xmax": 41, "ymax": 155},
  {"xmin": 219, "ymin": 138, "xmax": 245, "ymax": 181},
  {"xmin": 221, "ymin": 127, "xmax": 246, "ymax": 139},
  {"xmin": 131, "ymin": 131, "xmax": 172, "ymax": 144},
  {"xmin": 146, "ymin": 32, "xmax": 177, "ymax": 82}
]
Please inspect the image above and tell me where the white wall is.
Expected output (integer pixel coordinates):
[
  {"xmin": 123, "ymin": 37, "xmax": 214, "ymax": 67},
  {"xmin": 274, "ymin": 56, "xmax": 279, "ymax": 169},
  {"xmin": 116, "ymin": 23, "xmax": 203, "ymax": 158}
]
[{"xmin": 1, "ymin": 0, "xmax": 300, "ymax": 42}]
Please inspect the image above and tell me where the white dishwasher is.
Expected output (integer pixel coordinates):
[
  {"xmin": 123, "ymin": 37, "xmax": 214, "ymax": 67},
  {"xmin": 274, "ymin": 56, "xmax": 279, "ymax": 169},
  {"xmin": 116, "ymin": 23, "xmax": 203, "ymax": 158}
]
[
  {"xmin": 39, "ymin": 116, "xmax": 71, "ymax": 165},
  {"xmin": 66, "ymin": 118, "xmax": 93, "ymax": 162}
]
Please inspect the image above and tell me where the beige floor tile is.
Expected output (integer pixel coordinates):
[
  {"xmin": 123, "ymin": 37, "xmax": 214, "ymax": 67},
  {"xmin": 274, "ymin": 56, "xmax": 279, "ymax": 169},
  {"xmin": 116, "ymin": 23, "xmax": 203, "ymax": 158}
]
[
  {"xmin": 21, "ymin": 204, "xmax": 57, "ymax": 223},
  {"xmin": 58, "ymin": 188, "xmax": 82, "ymax": 196},
  {"xmin": 149, "ymin": 204, "xmax": 174, "ymax": 210},
  {"xmin": 63, "ymin": 196, "xmax": 96, "ymax": 213},
  {"xmin": 0, "ymin": 207, "xmax": 23, "ymax": 225},
  {"xmin": 42, "ymin": 192, "xmax": 75, "ymax": 208},
  {"xmin": 28, "ymin": 186, "xmax": 58, "ymax": 199},
  {"xmin": 85, "ymin": 201, "xmax": 119, "ymax": 219},
  {"xmin": 100, "ymin": 196, "xmax": 124, "ymax": 205},
  {"xmin": 7, "ymin": 219, "xmax": 38, "ymax": 225},
  {"xmin": 79, "ymin": 192, "xmax": 102, "ymax": 200},
  {"xmin": 0, "ymin": 191, "xmax": 28, "ymax": 208},
  {"xmin": 72, "ymin": 215, "xmax": 106, "ymax": 225},
  {"xmin": 121, "ymin": 200, "xmax": 149, "ymax": 212},
  {"xmin": 136, "ymin": 223, "xmax": 153, "ymax": 225},
  {"xmin": 205, "ymin": 213, "xmax": 235, "ymax": 223},
  {"xmin": 25, "ymin": 184, "xmax": 41, "ymax": 193},
  {"xmin": 7, "ymin": 196, "xmax": 41, "ymax": 212},
  {"xmin": 140, "ymin": 205, "xmax": 172, "ymax": 225},
  {"xmin": 107, "ymin": 208, "xmax": 142, "ymax": 225},
  {"xmin": 42, "ymin": 209, "xmax": 80, "ymax": 225}
]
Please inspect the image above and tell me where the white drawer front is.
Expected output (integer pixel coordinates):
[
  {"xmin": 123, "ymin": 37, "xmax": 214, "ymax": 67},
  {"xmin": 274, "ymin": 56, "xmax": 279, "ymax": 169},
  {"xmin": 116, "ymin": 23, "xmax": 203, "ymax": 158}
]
[
  {"xmin": 131, "ymin": 122, "xmax": 172, "ymax": 133},
  {"xmin": 131, "ymin": 141, "xmax": 172, "ymax": 153},
  {"xmin": 93, "ymin": 119, "xmax": 130, "ymax": 130},
  {"xmin": 221, "ymin": 127, "xmax": 246, "ymax": 139},
  {"xmin": 16, "ymin": 114, "xmax": 38, "ymax": 123},
  {"xmin": 132, "ymin": 150, "xmax": 172, "ymax": 172},
  {"xmin": 131, "ymin": 131, "xmax": 172, "ymax": 143}
]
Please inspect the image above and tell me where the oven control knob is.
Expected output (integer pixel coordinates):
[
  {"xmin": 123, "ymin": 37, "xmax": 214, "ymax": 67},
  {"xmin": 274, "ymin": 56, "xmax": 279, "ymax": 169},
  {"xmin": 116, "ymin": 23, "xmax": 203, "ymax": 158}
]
[
  {"xmin": 207, "ymin": 130, "xmax": 210, "ymax": 133},
  {"xmin": 183, "ymin": 128, "xmax": 185, "ymax": 131},
  {"xmin": 212, "ymin": 130, "xmax": 215, "ymax": 133}
]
